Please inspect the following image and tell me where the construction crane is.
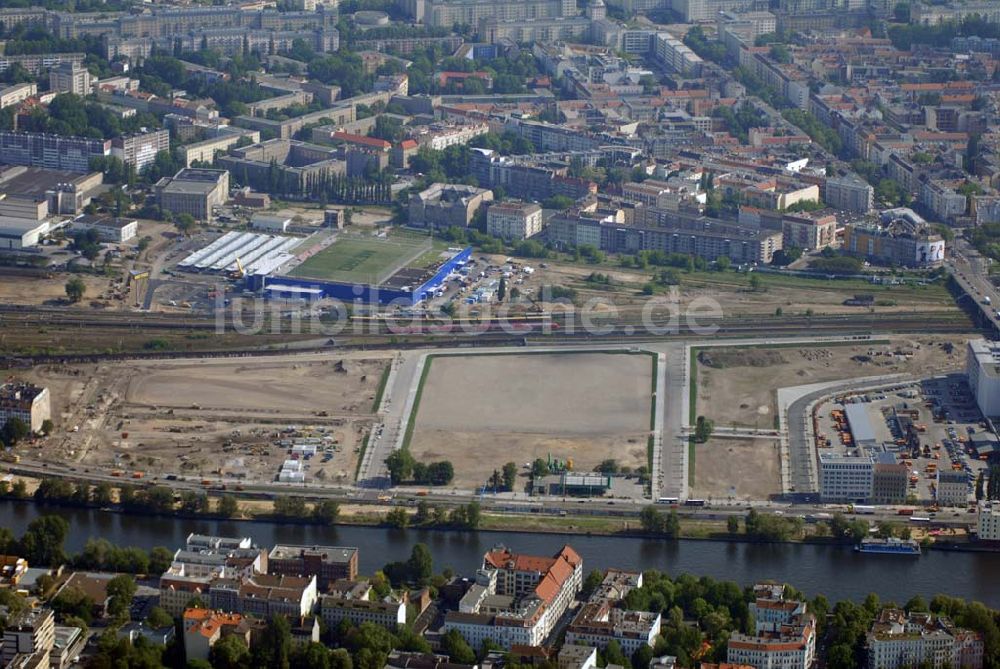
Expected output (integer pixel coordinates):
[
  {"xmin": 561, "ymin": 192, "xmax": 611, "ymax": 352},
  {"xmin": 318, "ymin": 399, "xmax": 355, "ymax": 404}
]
[{"xmin": 229, "ymin": 256, "xmax": 246, "ymax": 280}]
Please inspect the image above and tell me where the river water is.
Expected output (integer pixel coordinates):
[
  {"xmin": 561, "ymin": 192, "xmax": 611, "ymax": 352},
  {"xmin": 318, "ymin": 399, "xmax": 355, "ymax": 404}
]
[{"xmin": 2, "ymin": 501, "xmax": 996, "ymax": 606}]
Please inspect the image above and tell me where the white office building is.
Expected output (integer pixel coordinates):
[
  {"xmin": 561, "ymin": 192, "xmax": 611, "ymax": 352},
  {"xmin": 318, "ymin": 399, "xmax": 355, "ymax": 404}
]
[
  {"xmin": 966, "ymin": 339, "xmax": 1000, "ymax": 418},
  {"xmin": 819, "ymin": 452, "xmax": 875, "ymax": 503}
]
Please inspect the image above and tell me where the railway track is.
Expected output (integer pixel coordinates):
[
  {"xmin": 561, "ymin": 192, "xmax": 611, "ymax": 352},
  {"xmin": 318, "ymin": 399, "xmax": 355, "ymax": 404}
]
[{"xmin": 0, "ymin": 303, "xmax": 972, "ymax": 333}]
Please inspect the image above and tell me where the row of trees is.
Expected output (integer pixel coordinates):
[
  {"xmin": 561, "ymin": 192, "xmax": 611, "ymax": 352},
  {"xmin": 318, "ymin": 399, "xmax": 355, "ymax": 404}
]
[
  {"xmin": 386, "ymin": 501, "xmax": 481, "ymax": 530},
  {"xmin": 385, "ymin": 450, "xmax": 455, "ymax": 486}
]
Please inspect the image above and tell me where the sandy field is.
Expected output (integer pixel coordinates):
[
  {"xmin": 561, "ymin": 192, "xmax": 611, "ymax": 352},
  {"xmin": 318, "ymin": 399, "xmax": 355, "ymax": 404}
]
[
  {"xmin": 696, "ymin": 336, "xmax": 972, "ymax": 428},
  {"xmin": 125, "ymin": 358, "xmax": 386, "ymax": 415},
  {"xmin": 692, "ymin": 437, "xmax": 781, "ymax": 500},
  {"xmin": 409, "ymin": 352, "xmax": 654, "ymax": 488}
]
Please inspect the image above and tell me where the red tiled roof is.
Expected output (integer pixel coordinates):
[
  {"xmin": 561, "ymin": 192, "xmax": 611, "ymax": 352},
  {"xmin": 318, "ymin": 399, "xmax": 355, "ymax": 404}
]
[{"xmin": 333, "ymin": 131, "xmax": 391, "ymax": 150}]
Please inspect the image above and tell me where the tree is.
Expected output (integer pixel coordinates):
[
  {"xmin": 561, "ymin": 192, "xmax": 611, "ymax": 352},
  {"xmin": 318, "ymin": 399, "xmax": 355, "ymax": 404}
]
[
  {"xmin": 385, "ymin": 507, "xmax": 409, "ymax": 528},
  {"xmin": 976, "ymin": 471, "xmax": 985, "ymax": 501},
  {"xmin": 440, "ymin": 630, "xmax": 476, "ymax": 665},
  {"xmin": 640, "ymin": 505, "xmax": 664, "ymax": 533},
  {"xmin": 254, "ymin": 614, "xmax": 292, "ymax": 669},
  {"xmin": 273, "ymin": 496, "xmax": 307, "ymax": 518},
  {"xmin": 292, "ymin": 642, "xmax": 332, "ymax": 669},
  {"xmin": 1, "ymin": 417, "xmax": 30, "ymax": 447},
  {"xmin": 694, "ymin": 415, "xmax": 714, "ymax": 443},
  {"xmin": 502, "ymin": 462, "xmax": 518, "ymax": 491},
  {"xmin": 385, "ymin": 450, "xmax": 415, "ymax": 484},
  {"xmin": 313, "ymin": 500, "xmax": 340, "ymax": 525},
  {"xmin": 217, "ymin": 494, "xmax": 239, "ymax": 518},
  {"xmin": 19, "ymin": 515, "xmax": 69, "ymax": 566},
  {"xmin": 40, "ymin": 419, "xmax": 54, "ymax": 436},
  {"xmin": 531, "ymin": 458, "xmax": 550, "ymax": 478},
  {"xmin": 174, "ymin": 213, "xmax": 196, "ymax": 235},
  {"xmin": 149, "ymin": 546, "xmax": 173, "ymax": 574},
  {"xmin": 581, "ymin": 569, "xmax": 606, "ymax": 599},
  {"xmin": 211, "ymin": 633, "xmax": 251, "ymax": 669},
  {"xmin": 727, "ymin": 516, "xmax": 740, "ymax": 534},
  {"xmin": 988, "ymin": 465, "xmax": 1000, "ymax": 500},
  {"xmin": 64, "ymin": 276, "xmax": 86, "ymax": 303},
  {"xmin": 407, "ymin": 543, "xmax": 433, "ymax": 584},
  {"xmin": 146, "ymin": 606, "xmax": 173, "ymax": 629},
  {"xmin": 106, "ymin": 574, "xmax": 137, "ymax": 620},
  {"xmin": 498, "ymin": 275, "xmax": 507, "ymax": 302},
  {"xmin": 748, "ymin": 273, "xmax": 762, "ymax": 291}
]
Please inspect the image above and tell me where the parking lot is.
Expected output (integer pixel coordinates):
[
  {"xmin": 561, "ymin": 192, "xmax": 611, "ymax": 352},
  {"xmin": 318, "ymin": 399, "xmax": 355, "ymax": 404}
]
[{"xmin": 815, "ymin": 374, "xmax": 991, "ymax": 508}]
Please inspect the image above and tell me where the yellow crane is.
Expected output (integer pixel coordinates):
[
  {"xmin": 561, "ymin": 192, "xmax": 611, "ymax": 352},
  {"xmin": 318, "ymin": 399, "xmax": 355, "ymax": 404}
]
[{"xmin": 229, "ymin": 256, "xmax": 246, "ymax": 280}]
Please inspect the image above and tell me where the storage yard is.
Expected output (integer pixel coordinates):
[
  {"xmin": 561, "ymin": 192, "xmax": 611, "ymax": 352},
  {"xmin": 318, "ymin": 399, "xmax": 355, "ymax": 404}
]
[
  {"xmin": 695, "ymin": 337, "xmax": 972, "ymax": 429},
  {"xmin": 814, "ymin": 377, "xmax": 991, "ymax": 506},
  {"xmin": 11, "ymin": 353, "xmax": 389, "ymax": 484},
  {"xmin": 407, "ymin": 352, "xmax": 654, "ymax": 489}
]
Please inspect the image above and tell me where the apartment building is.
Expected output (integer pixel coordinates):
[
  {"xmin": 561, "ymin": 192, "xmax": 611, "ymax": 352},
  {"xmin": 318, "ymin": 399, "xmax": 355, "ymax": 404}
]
[
  {"xmin": 566, "ymin": 570, "xmax": 660, "ymax": 655},
  {"xmin": 409, "ymin": 183, "xmax": 494, "ymax": 230},
  {"xmin": 267, "ymin": 545, "xmax": 358, "ymax": 590},
  {"xmin": 825, "ymin": 175, "xmax": 874, "ymax": 213},
  {"xmin": 911, "ymin": 2, "xmax": 1000, "ymax": 26},
  {"xmin": 111, "ymin": 129, "xmax": 169, "ymax": 172},
  {"xmin": 0, "ymin": 131, "xmax": 110, "ymax": 173},
  {"xmin": 49, "ymin": 62, "xmax": 92, "ymax": 96},
  {"xmin": 866, "ymin": 608, "xmax": 983, "ymax": 669},
  {"xmin": 936, "ymin": 470, "xmax": 970, "ymax": 507},
  {"xmin": 0, "ymin": 53, "xmax": 84, "ymax": 76},
  {"xmin": 159, "ymin": 535, "xmax": 263, "ymax": 616},
  {"xmin": 422, "ymin": 0, "xmax": 574, "ymax": 28},
  {"xmin": 966, "ymin": 339, "xmax": 1000, "ymax": 418},
  {"xmin": 977, "ymin": 502, "xmax": 1000, "ymax": 542},
  {"xmin": 781, "ymin": 212, "xmax": 837, "ymax": 251},
  {"xmin": 182, "ymin": 609, "xmax": 260, "ymax": 662},
  {"xmin": 653, "ymin": 33, "xmax": 703, "ymax": 77},
  {"xmin": 444, "ymin": 545, "xmax": 583, "ymax": 649},
  {"xmin": 180, "ymin": 129, "xmax": 260, "ymax": 168},
  {"xmin": 919, "ymin": 180, "xmax": 967, "ymax": 223},
  {"xmin": 320, "ymin": 592, "xmax": 407, "ymax": 630},
  {"xmin": 1, "ymin": 608, "xmax": 55, "ymax": 667},
  {"xmin": 0, "ymin": 382, "xmax": 50, "ymax": 433},
  {"xmin": 550, "ymin": 208, "xmax": 782, "ymax": 264},
  {"xmin": 0, "ymin": 83, "xmax": 36, "ymax": 110},
  {"xmin": 842, "ymin": 218, "xmax": 945, "ymax": 268},
  {"xmin": 155, "ymin": 168, "xmax": 230, "ymax": 222},
  {"xmin": 728, "ymin": 584, "xmax": 816, "ymax": 669},
  {"xmin": 209, "ymin": 574, "xmax": 318, "ymax": 619},
  {"xmin": 487, "ymin": 201, "xmax": 544, "ymax": 240}
]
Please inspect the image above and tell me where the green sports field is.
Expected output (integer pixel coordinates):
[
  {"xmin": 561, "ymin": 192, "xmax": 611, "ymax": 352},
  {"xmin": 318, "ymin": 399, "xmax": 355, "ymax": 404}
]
[{"xmin": 287, "ymin": 235, "xmax": 429, "ymax": 284}]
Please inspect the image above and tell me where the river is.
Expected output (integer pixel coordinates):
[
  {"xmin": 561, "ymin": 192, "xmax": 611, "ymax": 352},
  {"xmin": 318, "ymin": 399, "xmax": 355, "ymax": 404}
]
[{"xmin": 2, "ymin": 501, "xmax": 997, "ymax": 606}]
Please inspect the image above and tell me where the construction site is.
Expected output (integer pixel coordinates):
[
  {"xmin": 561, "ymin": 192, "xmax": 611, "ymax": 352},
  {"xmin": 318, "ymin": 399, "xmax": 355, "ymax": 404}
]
[{"xmin": 11, "ymin": 352, "xmax": 390, "ymax": 486}]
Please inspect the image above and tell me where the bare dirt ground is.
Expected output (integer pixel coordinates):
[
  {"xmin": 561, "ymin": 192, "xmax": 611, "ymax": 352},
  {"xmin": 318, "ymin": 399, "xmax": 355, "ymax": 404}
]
[
  {"xmin": 409, "ymin": 352, "xmax": 653, "ymax": 488},
  {"xmin": 4, "ymin": 353, "xmax": 388, "ymax": 484},
  {"xmin": 692, "ymin": 437, "xmax": 781, "ymax": 500},
  {"xmin": 126, "ymin": 358, "xmax": 383, "ymax": 415},
  {"xmin": 0, "ymin": 274, "xmax": 115, "ymax": 307},
  {"xmin": 696, "ymin": 336, "xmax": 972, "ymax": 428}
]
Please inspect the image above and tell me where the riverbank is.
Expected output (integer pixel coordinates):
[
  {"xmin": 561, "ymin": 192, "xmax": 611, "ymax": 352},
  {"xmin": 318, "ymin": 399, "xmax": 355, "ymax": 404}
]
[{"xmin": 2, "ymin": 498, "xmax": 999, "ymax": 605}]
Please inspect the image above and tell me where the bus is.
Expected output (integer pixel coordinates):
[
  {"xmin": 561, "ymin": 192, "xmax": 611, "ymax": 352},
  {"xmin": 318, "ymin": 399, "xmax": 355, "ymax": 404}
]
[
  {"xmin": 909, "ymin": 516, "xmax": 931, "ymax": 524},
  {"xmin": 657, "ymin": 497, "xmax": 679, "ymax": 505},
  {"xmin": 684, "ymin": 499, "xmax": 706, "ymax": 507}
]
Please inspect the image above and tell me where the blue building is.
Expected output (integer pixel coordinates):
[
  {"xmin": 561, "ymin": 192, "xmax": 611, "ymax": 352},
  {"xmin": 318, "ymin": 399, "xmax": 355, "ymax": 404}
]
[{"xmin": 257, "ymin": 246, "xmax": 472, "ymax": 305}]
